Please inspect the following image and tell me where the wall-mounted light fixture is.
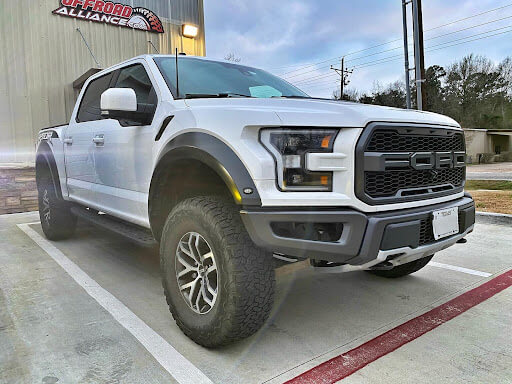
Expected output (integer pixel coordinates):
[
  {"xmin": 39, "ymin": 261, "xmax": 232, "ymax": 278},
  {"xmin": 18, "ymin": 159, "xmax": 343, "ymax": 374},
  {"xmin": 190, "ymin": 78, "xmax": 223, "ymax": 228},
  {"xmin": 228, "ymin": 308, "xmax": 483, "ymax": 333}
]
[{"xmin": 182, "ymin": 24, "xmax": 199, "ymax": 38}]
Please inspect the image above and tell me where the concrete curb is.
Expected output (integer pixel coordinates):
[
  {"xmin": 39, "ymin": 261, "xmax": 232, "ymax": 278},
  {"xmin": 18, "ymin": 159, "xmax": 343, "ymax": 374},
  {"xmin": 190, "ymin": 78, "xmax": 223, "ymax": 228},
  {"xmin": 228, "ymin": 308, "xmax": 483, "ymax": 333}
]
[{"xmin": 476, "ymin": 211, "xmax": 512, "ymax": 226}]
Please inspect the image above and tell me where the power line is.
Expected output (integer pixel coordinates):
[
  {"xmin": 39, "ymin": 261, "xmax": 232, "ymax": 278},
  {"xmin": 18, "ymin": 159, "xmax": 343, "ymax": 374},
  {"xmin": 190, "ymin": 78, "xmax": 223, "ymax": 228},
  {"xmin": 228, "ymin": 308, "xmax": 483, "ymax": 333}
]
[
  {"xmin": 294, "ymin": 72, "xmax": 338, "ymax": 85},
  {"xmin": 290, "ymin": 23, "xmax": 512, "ymax": 86},
  {"xmin": 295, "ymin": 75, "xmax": 340, "ymax": 87},
  {"xmin": 344, "ymin": 14, "xmax": 512, "ymax": 65},
  {"xmin": 301, "ymin": 82, "xmax": 342, "ymax": 92},
  {"xmin": 347, "ymin": 14, "xmax": 512, "ymax": 64},
  {"xmin": 277, "ymin": 2, "xmax": 512, "ymax": 77},
  {"xmin": 355, "ymin": 26, "xmax": 512, "ymax": 69},
  {"xmin": 284, "ymin": 17, "xmax": 512, "ymax": 80},
  {"xmin": 298, "ymin": 27, "xmax": 512, "ymax": 95},
  {"xmin": 424, "ymin": 2, "xmax": 512, "ymax": 32}
]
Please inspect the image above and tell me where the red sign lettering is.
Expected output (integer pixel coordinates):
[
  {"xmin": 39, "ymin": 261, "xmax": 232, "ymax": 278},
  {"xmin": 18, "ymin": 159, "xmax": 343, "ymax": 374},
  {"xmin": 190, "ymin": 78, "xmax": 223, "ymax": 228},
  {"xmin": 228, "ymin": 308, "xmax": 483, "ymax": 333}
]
[{"xmin": 53, "ymin": 0, "xmax": 164, "ymax": 33}]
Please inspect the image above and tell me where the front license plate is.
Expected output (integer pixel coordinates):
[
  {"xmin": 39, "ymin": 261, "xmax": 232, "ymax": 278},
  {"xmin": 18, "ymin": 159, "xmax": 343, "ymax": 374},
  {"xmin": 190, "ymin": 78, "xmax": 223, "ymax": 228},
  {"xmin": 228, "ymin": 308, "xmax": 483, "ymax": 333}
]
[{"xmin": 432, "ymin": 207, "xmax": 459, "ymax": 240}]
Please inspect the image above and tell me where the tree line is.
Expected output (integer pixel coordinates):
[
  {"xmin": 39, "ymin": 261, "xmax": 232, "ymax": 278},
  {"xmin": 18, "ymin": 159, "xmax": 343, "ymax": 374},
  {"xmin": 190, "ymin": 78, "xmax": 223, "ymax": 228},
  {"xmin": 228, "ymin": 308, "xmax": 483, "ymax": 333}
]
[{"xmin": 335, "ymin": 54, "xmax": 512, "ymax": 129}]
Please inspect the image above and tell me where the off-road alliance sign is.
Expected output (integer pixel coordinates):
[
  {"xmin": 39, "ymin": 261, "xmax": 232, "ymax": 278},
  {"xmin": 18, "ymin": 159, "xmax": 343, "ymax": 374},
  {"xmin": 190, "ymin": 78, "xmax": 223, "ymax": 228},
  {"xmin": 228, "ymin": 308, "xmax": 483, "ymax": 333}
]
[{"xmin": 53, "ymin": 0, "xmax": 164, "ymax": 34}]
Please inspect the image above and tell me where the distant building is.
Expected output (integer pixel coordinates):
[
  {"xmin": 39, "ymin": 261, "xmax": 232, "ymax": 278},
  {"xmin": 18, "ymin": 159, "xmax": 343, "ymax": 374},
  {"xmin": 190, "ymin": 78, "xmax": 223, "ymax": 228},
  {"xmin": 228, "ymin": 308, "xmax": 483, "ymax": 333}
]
[{"xmin": 464, "ymin": 128, "xmax": 512, "ymax": 163}]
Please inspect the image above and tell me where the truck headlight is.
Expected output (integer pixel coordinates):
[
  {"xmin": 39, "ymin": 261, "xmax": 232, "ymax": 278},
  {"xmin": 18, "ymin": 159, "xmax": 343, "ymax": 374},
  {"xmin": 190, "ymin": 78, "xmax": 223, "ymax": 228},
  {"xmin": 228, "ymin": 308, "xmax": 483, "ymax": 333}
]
[{"xmin": 260, "ymin": 128, "xmax": 339, "ymax": 191}]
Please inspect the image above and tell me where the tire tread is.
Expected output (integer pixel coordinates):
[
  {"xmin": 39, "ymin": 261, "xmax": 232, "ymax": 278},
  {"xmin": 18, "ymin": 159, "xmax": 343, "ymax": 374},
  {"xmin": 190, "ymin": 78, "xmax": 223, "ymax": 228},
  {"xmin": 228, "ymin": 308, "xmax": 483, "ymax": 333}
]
[{"xmin": 160, "ymin": 196, "xmax": 275, "ymax": 347}]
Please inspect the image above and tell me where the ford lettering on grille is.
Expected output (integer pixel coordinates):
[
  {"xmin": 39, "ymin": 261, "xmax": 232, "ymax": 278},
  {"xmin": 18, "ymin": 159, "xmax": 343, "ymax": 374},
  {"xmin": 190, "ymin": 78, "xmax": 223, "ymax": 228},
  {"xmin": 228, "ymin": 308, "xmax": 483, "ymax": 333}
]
[
  {"xmin": 355, "ymin": 124, "xmax": 467, "ymax": 205},
  {"xmin": 364, "ymin": 151, "xmax": 466, "ymax": 172}
]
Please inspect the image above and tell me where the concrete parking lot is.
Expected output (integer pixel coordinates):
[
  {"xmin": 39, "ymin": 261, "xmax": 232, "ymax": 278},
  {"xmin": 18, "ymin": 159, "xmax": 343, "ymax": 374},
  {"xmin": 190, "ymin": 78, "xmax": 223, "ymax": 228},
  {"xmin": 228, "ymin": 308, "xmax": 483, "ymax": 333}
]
[
  {"xmin": 1, "ymin": 212, "xmax": 512, "ymax": 384},
  {"xmin": 467, "ymin": 162, "xmax": 512, "ymax": 181}
]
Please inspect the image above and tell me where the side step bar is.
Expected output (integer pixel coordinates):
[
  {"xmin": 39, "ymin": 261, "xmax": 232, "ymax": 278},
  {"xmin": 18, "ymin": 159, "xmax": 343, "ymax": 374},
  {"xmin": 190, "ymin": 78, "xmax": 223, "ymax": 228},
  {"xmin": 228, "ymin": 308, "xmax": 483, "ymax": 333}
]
[{"xmin": 70, "ymin": 206, "xmax": 158, "ymax": 248}]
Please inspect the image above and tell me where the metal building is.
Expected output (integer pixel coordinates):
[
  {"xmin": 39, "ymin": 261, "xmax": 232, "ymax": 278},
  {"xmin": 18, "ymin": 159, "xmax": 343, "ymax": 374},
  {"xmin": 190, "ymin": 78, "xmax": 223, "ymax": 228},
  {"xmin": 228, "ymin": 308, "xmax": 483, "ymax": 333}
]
[{"xmin": 0, "ymin": 0, "xmax": 205, "ymax": 165}]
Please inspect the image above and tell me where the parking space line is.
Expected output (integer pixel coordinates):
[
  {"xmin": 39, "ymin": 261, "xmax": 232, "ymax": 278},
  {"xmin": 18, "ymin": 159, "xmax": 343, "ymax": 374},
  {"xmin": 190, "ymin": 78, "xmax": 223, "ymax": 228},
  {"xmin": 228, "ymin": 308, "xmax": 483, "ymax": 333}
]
[
  {"xmin": 285, "ymin": 268, "xmax": 512, "ymax": 384},
  {"xmin": 17, "ymin": 223, "xmax": 213, "ymax": 384},
  {"xmin": 429, "ymin": 261, "xmax": 492, "ymax": 277}
]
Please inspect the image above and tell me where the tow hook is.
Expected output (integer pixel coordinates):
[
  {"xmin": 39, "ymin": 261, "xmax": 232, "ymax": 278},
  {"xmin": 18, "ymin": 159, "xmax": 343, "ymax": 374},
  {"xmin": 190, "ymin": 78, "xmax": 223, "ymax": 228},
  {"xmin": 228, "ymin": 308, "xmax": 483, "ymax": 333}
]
[
  {"xmin": 368, "ymin": 261, "xmax": 395, "ymax": 271},
  {"xmin": 310, "ymin": 259, "xmax": 345, "ymax": 268},
  {"xmin": 457, "ymin": 238, "xmax": 468, "ymax": 244}
]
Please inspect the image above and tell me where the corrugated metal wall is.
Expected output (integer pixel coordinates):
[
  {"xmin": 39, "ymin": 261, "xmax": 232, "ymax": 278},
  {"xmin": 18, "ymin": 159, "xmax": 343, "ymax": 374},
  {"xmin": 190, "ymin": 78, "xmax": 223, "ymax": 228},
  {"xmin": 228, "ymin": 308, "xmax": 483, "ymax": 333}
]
[{"xmin": 0, "ymin": 0, "xmax": 205, "ymax": 164}]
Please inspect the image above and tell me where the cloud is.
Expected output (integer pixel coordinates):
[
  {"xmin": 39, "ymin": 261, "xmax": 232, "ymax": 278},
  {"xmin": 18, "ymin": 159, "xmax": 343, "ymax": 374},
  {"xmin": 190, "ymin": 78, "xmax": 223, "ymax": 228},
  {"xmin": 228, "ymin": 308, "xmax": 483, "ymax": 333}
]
[{"xmin": 204, "ymin": 0, "xmax": 512, "ymax": 97}]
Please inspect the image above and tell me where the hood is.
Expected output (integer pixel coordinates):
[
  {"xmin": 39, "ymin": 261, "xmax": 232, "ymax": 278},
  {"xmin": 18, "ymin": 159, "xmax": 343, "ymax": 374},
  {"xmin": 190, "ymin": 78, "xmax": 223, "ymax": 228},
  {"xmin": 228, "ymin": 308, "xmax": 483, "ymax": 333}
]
[{"xmin": 183, "ymin": 98, "xmax": 460, "ymax": 128}]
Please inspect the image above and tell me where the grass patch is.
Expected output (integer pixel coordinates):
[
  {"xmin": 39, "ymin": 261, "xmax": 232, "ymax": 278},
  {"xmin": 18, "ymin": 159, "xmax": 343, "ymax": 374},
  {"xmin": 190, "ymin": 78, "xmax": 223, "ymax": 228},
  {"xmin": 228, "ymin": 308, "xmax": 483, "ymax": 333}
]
[
  {"xmin": 469, "ymin": 190, "xmax": 512, "ymax": 214},
  {"xmin": 465, "ymin": 180, "xmax": 512, "ymax": 191}
]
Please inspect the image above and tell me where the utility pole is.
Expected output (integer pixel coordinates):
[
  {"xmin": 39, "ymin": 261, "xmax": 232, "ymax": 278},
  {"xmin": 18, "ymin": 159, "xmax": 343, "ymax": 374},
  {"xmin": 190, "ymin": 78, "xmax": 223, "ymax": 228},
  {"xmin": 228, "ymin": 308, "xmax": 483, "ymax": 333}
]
[
  {"xmin": 330, "ymin": 57, "xmax": 354, "ymax": 100},
  {"xmin": 412, "ymin": 0, "xmax": 426, "ymax": 110},
  {"xmin": 402, "ymin": 0, "xmax": 412, "ymax": 109}
]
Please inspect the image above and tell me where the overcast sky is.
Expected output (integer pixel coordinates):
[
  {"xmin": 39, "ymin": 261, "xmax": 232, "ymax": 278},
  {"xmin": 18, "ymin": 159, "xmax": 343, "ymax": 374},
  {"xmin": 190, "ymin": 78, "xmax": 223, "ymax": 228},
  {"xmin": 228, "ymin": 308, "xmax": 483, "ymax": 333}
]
[{"xmin": 203, "ymin": 0, "xmax": 512, "ymax": 98}]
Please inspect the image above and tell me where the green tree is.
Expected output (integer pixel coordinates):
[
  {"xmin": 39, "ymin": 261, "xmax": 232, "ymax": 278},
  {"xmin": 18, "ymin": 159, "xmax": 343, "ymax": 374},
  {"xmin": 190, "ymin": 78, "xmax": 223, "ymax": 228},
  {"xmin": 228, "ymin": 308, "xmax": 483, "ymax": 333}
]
[
  {"xmin": 359, "ymin": 81, "xmax": 406, "ymax": 108},
  {"xmin": 443, "ymin": 55, "xmax": 509, "ymax": 128},
  {"xmin": 332, "ymin": 88, "xmax": 359, "ymax": 101},
  {"xmin": 423, "ymin": 65, "xmax": 446, "ymax": 113},
  {"xmin": 338, "ymin": 54, "xmax": 512, "ymax": 129}
]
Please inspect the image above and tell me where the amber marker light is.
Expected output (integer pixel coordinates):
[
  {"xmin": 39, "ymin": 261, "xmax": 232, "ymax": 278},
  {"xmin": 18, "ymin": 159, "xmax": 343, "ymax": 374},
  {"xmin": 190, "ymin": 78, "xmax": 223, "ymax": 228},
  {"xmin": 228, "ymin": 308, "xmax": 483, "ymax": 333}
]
[{"xmin": 321, "ymin": 135, "xmax": 332, "ymax": 149}]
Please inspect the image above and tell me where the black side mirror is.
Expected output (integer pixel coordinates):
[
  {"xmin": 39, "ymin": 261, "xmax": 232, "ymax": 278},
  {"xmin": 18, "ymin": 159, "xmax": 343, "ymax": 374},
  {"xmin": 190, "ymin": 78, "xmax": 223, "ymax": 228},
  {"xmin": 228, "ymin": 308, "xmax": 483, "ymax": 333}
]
[{"xmin": 101, "ymin": 109, "xmax": 153, "ymax": 125}]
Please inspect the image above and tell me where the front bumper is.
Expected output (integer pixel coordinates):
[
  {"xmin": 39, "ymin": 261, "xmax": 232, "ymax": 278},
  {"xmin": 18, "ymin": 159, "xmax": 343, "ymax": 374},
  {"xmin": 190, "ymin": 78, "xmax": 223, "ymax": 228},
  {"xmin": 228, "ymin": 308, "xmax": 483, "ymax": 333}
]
[{"xmin": 240, "ymin": 195, "xmax": 475, "ymax": 266}]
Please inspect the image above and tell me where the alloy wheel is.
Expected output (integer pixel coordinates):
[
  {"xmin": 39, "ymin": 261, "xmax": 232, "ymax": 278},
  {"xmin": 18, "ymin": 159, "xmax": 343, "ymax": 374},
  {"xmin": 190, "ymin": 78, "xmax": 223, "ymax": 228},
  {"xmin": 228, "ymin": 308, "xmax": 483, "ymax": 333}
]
[{"xmin": 175, "ymin": 232, "xmax": 218, "ymax": 314}]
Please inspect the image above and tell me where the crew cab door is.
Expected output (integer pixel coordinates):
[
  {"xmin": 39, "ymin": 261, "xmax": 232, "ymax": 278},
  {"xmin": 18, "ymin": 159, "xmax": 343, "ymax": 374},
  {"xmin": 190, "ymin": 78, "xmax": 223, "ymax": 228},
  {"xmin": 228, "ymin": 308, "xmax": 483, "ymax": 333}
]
[
  {"xmin": 91, "ymin": 62, "xmax": 158, "ymax": 226},
  {"xmin": 64, "ymin": 71, "xmax": 115, "ymax": 205}
]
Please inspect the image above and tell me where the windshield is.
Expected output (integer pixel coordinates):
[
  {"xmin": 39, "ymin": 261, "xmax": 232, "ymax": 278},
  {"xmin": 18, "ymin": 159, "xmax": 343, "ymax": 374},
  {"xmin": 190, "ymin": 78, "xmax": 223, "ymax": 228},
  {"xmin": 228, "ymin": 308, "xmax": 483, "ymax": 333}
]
[{"xmin": 154, "ymin": 57, "xmax": 309, "ymax": 99}]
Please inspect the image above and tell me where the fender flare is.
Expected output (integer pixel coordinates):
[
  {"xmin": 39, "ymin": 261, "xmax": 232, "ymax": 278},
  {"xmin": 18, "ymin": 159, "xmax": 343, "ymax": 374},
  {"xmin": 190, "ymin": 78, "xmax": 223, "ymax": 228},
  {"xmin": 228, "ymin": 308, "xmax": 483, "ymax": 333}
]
[
  {"xmin": 151, "ymin": 132, "xmax": 261, "ymax": 207},
  {"xmin": 36, "ymin": 141, "xmax": 63, "ymax": 200}
]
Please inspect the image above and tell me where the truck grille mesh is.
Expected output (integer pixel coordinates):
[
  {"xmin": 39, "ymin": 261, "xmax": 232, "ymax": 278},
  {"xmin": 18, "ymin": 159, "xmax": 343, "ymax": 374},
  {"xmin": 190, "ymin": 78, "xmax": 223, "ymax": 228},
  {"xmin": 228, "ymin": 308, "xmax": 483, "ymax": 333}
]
[
  {"xmin": 357, "ymin": 125, "xmax": 466, "ymax": 204},
  {"xmin": 366, "ymin": 130, "xmax": 465, "ymax": 152},
  {"xmin": 365, "ymin": 168, "xmax": 465, "ymax": 197}
]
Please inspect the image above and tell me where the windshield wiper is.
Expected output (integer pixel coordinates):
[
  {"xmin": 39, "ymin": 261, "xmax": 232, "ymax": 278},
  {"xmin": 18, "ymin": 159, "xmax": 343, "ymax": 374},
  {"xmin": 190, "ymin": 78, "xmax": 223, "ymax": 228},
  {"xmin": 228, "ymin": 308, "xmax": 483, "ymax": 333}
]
[
  {"xmin": 184, "ymin": 93, "xmax": 252, "ymax": 99},
  {"xmin": 272, "ymin": 95, "xmax": 329, "ymax": 100}
]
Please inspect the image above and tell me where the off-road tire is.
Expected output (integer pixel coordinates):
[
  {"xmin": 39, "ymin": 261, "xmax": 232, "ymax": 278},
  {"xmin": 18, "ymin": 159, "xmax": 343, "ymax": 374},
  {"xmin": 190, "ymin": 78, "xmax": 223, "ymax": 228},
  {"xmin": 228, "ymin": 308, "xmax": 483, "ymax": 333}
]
[
  {"xmin": 37, "ymin": 170, "xmax": 77, "ymax": 241},
  {"xmin": 160, "ymin": 196, "xmax": 275, "ymax": 348},
  {"xmin": 367, "ymin": 255, "xmax": 434, "ymax": 278}
]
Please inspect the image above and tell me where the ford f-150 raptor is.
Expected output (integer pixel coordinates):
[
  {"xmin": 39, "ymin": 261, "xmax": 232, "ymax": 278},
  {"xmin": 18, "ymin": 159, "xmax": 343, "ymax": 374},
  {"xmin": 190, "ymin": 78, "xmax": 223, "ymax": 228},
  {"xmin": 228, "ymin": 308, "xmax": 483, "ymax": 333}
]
[{"xmin": 36, "ymin": 55, "xmax": 475, "ymax": 347}]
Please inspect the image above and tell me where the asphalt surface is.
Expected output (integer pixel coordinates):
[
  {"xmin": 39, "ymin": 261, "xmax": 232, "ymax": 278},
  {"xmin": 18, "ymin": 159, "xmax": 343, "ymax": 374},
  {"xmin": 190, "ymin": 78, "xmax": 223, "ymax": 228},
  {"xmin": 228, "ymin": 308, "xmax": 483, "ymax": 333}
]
[
  {"xmin": 1, "ymin": 212, "xmax": 512, "ymax": 384},
  {"xmin": 467, "ymin": 162, "xmax": 512, "ymax": 181}
]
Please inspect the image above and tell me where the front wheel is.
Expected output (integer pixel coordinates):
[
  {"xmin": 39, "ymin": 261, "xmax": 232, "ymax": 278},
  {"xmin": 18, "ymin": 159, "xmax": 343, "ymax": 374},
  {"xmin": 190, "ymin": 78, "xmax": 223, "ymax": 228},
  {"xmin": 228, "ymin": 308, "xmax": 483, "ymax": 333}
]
[
  {"xmin": 160, "ymin": 196, "xmax": 275, "ymax": 348},
  {"xmin": 367, "ymin": 255, "xmax": 434, "ymax": 278}
]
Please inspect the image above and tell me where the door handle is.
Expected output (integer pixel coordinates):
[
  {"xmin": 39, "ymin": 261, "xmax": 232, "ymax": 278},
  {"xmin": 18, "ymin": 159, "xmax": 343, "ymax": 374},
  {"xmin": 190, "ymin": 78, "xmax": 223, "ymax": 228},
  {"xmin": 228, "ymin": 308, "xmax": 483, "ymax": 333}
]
[
  {"xmin": 63, "ymin": 137, "xmax": 73, "ymax": 145},
  {"xmin": 93, "ymin": 135, "xmax": 105, "ymax": 145}
]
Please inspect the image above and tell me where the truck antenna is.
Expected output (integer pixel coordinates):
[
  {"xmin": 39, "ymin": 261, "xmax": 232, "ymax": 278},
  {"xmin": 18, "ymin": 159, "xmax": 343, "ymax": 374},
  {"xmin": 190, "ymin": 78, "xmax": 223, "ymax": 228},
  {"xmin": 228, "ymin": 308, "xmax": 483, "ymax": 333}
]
[{"xmin": 175, "ymin": 48, "xmax": 180, "ymax": 99}]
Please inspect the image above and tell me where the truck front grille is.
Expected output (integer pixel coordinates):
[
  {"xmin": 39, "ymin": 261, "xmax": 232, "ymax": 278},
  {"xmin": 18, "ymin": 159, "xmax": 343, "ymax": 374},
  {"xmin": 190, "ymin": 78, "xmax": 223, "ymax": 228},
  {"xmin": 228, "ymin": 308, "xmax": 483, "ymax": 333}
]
[{"xmin": 356, "ymin": 123, "xmax": 466, "ymax": 205}]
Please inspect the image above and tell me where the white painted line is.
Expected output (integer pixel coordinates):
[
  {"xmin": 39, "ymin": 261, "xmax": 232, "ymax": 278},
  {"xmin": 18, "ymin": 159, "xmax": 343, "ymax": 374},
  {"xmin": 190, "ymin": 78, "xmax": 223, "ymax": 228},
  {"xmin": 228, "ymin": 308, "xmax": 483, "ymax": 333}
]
[
  {"xmin": 429, "ymin": 261, "xmax": 492, "ymax": 278},
  {"xmin": 17, "ymin": 223, "xmax": 213, "ymax": 384},
  {"xmin": 23, "ymin": 221, "xmax": 43, "ymax": 226}
]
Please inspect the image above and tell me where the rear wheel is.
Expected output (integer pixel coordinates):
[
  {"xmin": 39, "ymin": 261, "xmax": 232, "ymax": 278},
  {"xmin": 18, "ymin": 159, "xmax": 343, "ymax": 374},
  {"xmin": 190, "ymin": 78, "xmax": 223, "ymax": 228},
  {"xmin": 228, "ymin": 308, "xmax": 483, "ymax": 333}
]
[
  {"xmin": 367, "ymin": 255, "xmax": 434, "ymax": 278},
  {"xmin": 160, "ymin": 196, "xmax": 275, "ymax": 348},
  {"xmin": 37, "ymin": 169, "xmax": 77, "ymax": 240}
]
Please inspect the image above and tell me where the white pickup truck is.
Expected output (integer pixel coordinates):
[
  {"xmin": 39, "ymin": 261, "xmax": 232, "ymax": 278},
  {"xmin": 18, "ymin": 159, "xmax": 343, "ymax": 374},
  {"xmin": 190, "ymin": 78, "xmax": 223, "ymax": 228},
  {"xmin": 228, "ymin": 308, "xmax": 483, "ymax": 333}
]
[{"xmin": 36, "ymin": 55, "xmax": 475, "ymax": 347}]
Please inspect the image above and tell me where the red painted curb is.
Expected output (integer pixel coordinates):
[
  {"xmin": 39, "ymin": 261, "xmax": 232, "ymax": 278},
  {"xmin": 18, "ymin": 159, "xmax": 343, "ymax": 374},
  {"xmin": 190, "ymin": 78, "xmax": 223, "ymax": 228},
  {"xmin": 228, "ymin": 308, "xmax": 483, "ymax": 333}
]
[{"xmin": 286, "ymin": 270, "xmax": 512, "ymax": 384}]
